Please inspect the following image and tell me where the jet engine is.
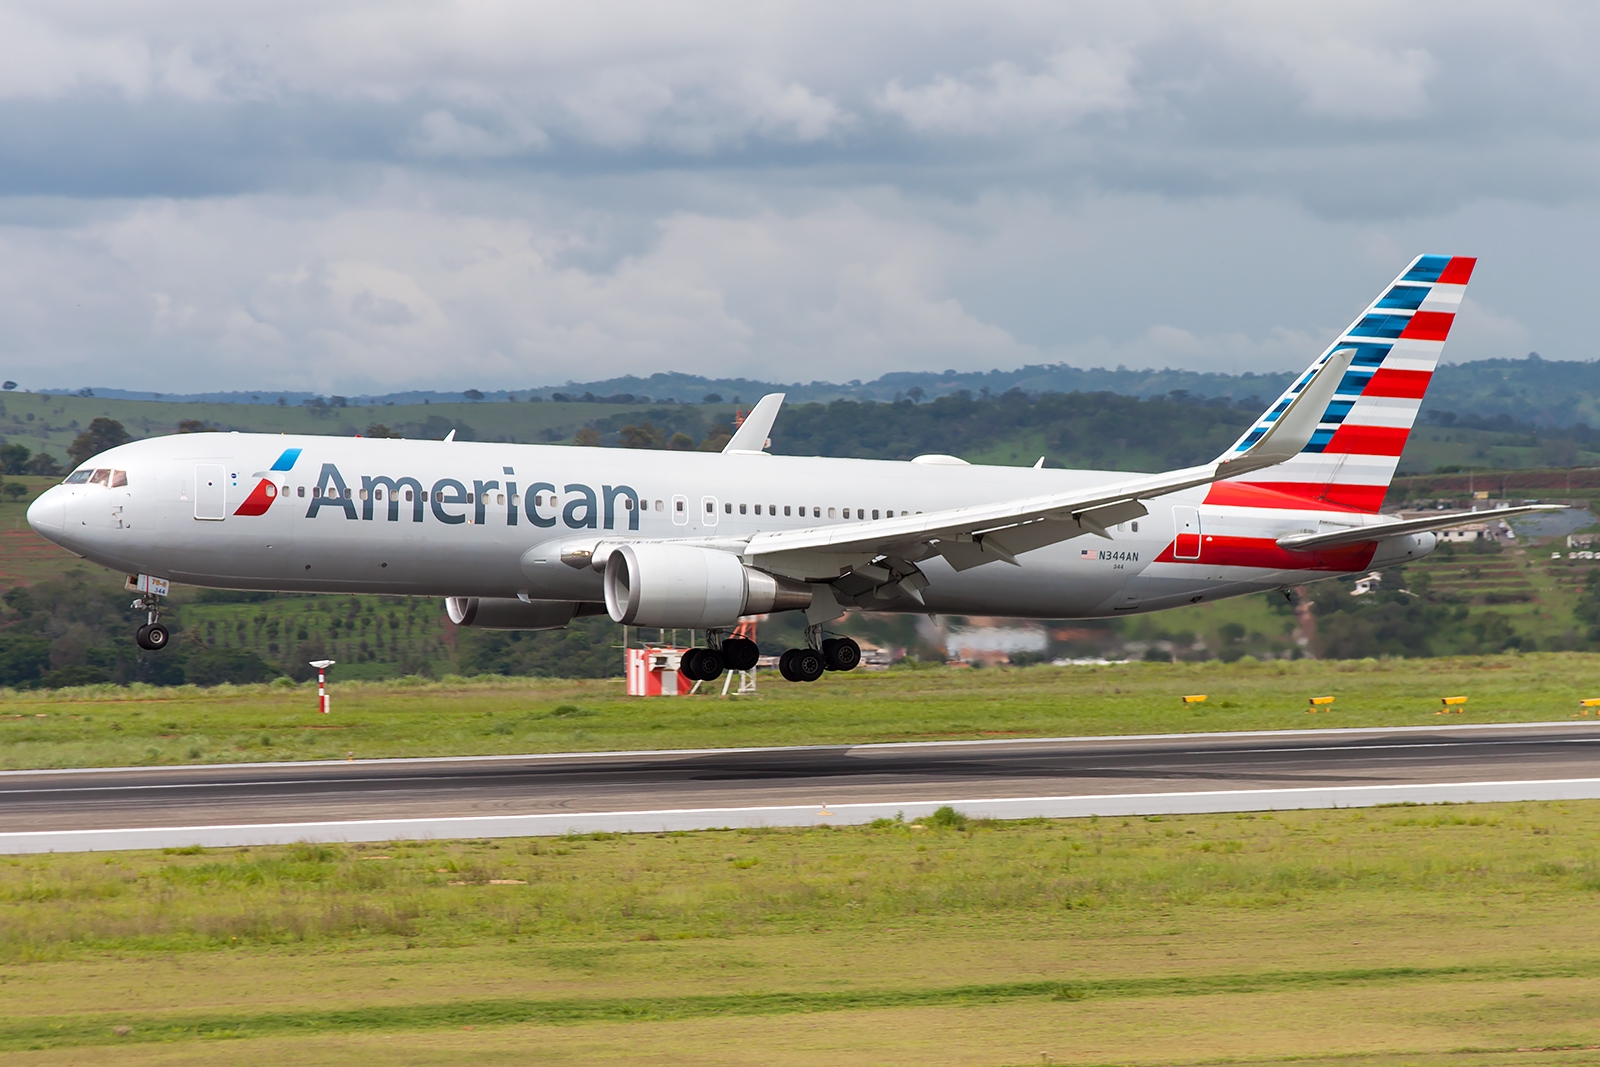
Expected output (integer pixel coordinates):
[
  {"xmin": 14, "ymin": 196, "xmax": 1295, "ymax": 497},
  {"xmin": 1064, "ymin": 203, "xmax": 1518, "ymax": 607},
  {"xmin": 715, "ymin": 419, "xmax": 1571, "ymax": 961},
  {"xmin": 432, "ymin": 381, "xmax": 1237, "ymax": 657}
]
[
  {"xmin": 603, "ymin": 543, "xmax": 812, "ymax": 628},
  {"xmin": 445, "ymin": 597, "xmax": 590, "ymax": 630}
]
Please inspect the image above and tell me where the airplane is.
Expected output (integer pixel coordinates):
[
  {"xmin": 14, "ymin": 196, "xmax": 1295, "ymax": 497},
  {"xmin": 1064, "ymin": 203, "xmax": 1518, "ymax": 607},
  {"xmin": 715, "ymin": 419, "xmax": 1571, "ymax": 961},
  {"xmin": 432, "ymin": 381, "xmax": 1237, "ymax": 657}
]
[{"xmin": 25, "ymin": 254, "xmax": 1559, "ymax": 683}]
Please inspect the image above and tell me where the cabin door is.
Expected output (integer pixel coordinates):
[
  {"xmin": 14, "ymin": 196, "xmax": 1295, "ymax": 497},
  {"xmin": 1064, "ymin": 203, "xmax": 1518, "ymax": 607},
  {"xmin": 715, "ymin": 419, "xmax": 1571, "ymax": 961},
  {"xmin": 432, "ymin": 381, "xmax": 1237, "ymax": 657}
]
[
  {"xmin": 194, "ymin": 464, "xmax": 227, "ymax": 521},
  {"xmin": 1172, "ymin": 505, "xmax": 1201, "ymax": 560}
]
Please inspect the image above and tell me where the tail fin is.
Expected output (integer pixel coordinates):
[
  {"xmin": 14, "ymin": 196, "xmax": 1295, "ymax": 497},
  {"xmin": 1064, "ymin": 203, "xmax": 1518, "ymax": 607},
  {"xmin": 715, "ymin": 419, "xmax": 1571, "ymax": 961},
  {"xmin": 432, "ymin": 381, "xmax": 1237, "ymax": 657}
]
[{"xmin": 1211, "ymin": 254, "xmax": 1475, "ymax": 513}]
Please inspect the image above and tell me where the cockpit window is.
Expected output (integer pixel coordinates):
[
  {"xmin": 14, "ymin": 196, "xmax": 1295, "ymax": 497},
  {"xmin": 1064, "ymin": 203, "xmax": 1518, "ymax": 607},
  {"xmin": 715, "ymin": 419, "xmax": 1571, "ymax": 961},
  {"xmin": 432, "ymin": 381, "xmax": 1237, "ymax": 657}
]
[
  {"xmin": 110, "ymin": 470, "xmax": 127, "ymax": 487},
  {"xmin": 88, "ymin": 469, "xmax": 111, "ymax": 486},
  {"xmin": 63, "ymin": 470, "xmax": 92, "ymax": 484}
]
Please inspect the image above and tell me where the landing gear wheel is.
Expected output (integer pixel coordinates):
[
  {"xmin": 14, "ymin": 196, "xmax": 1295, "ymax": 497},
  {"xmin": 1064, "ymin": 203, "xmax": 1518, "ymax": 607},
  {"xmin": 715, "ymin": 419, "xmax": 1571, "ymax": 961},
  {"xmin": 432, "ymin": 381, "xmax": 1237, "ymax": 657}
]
[
  {"xmin": 136, "ymin": 623, "xmax": 170, "ymax": 651},
  {"xmin": 692, "ymin": 647, "xmax": 724, "ymax": 681},
  {"xmin": 720, "ymin": 637, "xmax": 759, "ymax": 672},
  {"xmin": 679, "ymin": 648, "xmax": 703, "ymax": 681},
  {"xmin": 822, "ymin": 636, "xmax": 861, "ymax": 672},
  {"xmin": 790, "ymin": 647, "xmax": 825, "ymax": 682},
  {"xmin": 778, "ymin": 649, "xmax": 799, "ymax": 682}
]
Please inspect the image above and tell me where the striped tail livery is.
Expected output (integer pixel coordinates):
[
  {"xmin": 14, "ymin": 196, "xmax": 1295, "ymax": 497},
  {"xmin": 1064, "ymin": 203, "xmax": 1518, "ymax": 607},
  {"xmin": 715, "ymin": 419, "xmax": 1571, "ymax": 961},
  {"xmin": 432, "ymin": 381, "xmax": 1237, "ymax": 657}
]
[{"xmin": 1213, "ymin": 253, "xmax": 1475, "ymax": 513}]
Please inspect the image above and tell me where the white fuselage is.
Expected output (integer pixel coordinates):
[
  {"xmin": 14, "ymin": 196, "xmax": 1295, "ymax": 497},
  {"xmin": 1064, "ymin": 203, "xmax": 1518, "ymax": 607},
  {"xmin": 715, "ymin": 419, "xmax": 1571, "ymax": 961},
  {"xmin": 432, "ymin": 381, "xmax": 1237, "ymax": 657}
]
[{"xmin": 26, "ymin": 433, "xmax": 1433, "ymax": 619}]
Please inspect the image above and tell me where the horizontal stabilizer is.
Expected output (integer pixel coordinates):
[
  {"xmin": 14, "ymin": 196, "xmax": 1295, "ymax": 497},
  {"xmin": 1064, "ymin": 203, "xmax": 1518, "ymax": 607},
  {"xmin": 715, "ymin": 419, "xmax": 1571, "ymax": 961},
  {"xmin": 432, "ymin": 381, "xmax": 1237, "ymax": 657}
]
[{"xmin": 1276, "ymin": 505, "xmax": 1564, "ymax": 551}]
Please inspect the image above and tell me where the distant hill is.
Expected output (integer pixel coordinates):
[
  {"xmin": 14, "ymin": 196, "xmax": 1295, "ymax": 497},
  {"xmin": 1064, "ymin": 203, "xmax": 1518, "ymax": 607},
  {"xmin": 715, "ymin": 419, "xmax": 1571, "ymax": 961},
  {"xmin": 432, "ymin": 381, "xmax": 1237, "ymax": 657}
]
[{"xmin": 28, "ymin": 354, "xmax": 1600, "ymax": 427}]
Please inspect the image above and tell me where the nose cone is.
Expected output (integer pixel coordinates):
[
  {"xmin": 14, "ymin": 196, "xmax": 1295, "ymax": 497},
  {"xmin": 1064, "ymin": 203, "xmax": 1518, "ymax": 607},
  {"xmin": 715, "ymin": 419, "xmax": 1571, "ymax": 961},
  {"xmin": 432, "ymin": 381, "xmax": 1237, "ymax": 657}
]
[{"xmin": 26, "ymin": 487, "xmax": 65, "ymax": 544}]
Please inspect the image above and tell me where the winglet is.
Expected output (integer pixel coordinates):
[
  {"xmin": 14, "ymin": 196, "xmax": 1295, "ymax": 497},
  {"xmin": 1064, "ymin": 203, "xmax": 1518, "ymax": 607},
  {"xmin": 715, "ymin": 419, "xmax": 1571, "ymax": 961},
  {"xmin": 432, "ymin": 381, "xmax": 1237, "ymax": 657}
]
[
  {"xmin": 1214, "ymin": 347, "xmax": 1356, "ymax": 478},
  {"xmin": 723, "ymin": 393, "xmax": 785, "ymax": 454}
]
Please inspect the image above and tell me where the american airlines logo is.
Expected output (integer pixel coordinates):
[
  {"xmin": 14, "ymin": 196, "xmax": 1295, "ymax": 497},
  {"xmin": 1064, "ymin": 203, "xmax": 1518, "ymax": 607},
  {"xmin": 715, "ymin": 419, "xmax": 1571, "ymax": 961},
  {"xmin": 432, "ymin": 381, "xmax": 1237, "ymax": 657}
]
[{"xmin": 233, "ymin": 451, "xmax": 641, "ymax": 532}]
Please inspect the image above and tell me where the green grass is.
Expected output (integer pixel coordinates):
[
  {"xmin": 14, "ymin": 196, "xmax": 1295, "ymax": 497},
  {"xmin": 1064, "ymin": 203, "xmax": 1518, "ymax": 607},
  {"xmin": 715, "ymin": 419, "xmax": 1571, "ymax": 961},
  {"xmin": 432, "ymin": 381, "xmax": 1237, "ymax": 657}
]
[
  {"xmin": 3, "ymin": 803, "xmax": 1600, "ymax": 1062},
  {"xmin": 4, "ymin": 652, "xmax": 1600, "ymax": 770}
]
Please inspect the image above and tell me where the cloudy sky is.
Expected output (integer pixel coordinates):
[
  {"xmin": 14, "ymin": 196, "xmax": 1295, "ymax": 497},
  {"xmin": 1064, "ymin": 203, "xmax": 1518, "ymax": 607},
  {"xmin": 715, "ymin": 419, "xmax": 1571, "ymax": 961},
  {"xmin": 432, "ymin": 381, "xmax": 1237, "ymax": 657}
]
[{"xmin": 0, "ymin": 1, "xmax": 1596, "ymax": 393}]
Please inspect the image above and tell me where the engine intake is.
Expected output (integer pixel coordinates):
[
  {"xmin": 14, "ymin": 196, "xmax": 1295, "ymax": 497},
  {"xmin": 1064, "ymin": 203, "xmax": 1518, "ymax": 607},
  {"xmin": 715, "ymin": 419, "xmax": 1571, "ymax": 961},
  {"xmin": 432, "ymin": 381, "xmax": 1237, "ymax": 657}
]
[
  {"xmin": 603, "ymin": 543, "xmax": 812, "ymax": 628},
  {"xmin": 445, "ymin": 597, "xmax": 585, "ymax": 631}
]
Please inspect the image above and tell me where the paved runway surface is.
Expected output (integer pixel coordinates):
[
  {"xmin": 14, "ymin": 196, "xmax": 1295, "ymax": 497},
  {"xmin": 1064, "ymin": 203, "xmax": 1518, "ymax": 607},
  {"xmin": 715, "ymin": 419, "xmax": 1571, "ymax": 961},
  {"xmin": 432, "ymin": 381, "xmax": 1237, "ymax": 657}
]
[{"xmin": 5, "ymin": 721, "xmax": 1600, "ymax": 835}]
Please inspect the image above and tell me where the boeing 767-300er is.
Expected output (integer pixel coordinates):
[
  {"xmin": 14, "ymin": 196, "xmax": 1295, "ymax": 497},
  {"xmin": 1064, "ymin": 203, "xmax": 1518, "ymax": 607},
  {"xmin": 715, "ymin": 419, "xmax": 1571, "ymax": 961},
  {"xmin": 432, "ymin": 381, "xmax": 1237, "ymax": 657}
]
[{"xmin": 25, "ymin": 255, "xmax": 1559, "ymax": 682}]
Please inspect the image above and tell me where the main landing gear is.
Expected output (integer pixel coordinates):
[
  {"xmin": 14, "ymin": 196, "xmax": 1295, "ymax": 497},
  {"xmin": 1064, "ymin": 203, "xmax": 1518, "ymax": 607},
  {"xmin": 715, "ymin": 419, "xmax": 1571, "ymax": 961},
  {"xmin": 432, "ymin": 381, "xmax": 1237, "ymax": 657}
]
[
  {"xmin": 677, "ymin": 629, "xmax": 859, "ymax": 684},
  {"xmin": 132, "ymin": 593, "xmax": 170, "ymax": 651},
  {"xmin": 678, "ymin": 634, "xmax": 760, "ymax": 682},
  {"xmin": 778, "ymin": 629, "xmax": 860, "ymax": 683}
]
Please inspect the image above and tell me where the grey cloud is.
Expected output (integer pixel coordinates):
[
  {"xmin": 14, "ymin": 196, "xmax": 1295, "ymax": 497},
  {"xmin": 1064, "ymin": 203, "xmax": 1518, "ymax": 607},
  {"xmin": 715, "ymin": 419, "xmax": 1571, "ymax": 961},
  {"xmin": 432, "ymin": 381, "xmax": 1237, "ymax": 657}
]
[{"xmin": 0, "ymin": 1, "xmax": 1598, "ymax": 392}]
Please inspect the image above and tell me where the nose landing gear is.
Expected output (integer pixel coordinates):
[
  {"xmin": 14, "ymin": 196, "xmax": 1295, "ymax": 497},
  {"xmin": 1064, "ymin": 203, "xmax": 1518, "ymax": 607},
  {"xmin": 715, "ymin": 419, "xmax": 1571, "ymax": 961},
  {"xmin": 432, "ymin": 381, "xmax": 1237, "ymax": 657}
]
[{"xmin": 132, "ymin": 593, "xmax": 170, "ymax": 651}]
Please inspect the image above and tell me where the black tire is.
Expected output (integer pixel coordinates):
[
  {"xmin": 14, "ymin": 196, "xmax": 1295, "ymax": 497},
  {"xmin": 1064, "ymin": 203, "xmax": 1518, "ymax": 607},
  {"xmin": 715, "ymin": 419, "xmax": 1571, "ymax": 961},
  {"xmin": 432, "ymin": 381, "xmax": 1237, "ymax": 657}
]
[
  {"xmin": 820, "ymin": 638, "xmax": 838, "ymax": 667},
  {"xmin": 721, "ymin": 636, "xmax": 759, "ymax": 672},
  {"xmin": 791, "ymin": 648, "xmax": 825, "ymax": 682},
  {"xmin": 134, "ymin": 624, "xmax": 152, "ymax": 650},
  {"xmin": 696, "ymin": 647, "xmax": 724, "ymax": 681},
  {"xmin": 824, "ymin": 636, "xmax": 861, "ymax": 672},
  {"xmin": 778, "ymin": 649, "xmax": 799, "ymax": 682},
  {"xmin": 678, "ymin": 648, "xmax": 700, "ymax": 681},
  {"xmin": 140, "ymin": 623, "xmax": 170, "ymax": 651}
]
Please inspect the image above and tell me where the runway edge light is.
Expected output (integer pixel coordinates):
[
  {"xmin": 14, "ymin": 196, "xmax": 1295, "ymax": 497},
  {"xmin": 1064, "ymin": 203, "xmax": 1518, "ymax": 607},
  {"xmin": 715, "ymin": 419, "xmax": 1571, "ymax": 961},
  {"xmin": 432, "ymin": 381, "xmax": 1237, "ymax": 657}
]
[
  {"xmin": 1438, "ymin": 695, "xmax": 1467, "ymax": 715},
  {"xmin": 1308, "ymin": 696, "xmax": 1335, "ymax": 713}
]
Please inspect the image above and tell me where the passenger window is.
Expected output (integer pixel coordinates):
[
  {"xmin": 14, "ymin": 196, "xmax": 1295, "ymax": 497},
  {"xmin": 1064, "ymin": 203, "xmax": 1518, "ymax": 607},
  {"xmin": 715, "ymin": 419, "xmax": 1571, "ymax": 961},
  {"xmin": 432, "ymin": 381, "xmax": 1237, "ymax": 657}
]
[
  {"xmin": 405, "ymin": 490, "xmax": 414, "ymax": 502},
  {"xmin": 740, "ymin": 504, "xmax": 747, "ymax": 515},
  {"xmin": 344, "ymin": 488, "xmax": 352, "ymax": 500},
  {"xmin": 297, "ymin": 486, "xmax": 305, "ymax": 498},
  {"xmin": 725, "ymin": 503, "xmax": 732, "ymax": 514},
  {"xmin": 768, "ymin": 503, "xmax": 776, "ymax": 514},
  {"xmin": 110, "ymin": 470, "xmax": 128, "ymax": 487},
  {"xmin": 624, "ymin": 498, "xmax": 634, "ymax": 510},
  {"xmin": 872, "ymin": 510, "xmax": 879, "ymax": 520},
  {"xmin": 89, "ymin": 469, "xmax": 110, "ymax": 486},
  {"xmin": 312, "ymin": 487, "xmax": 322, "ymax": 498},
  {"xmin": 675, "ymin": 499, "xmax": 683, "ymax": 512},
  {"xmin": 753, "ymin": 504, "xmax": 761, "ymax": 515},
  {"xmin": 856, "ymin": 508, "xmax": 864, "ymax": 520},
  {"xmin": 1131, "ymin": 521, "xmax": 1140, "ymax": 533},
  {"xmin": 359, "ymin": 489, "xmax": 369, "ymax": 501},
  {"xmin": 784, "ymin": 506, "xmax": 791, "ymax": 516},
  {"xmin": 466, "ymin": 493, "xmax": 474, "ymax": 504},
  {"xmin": 813, "ymin": 507, "xmax": 820, "ymax": 518},
  {"xmin": 497, "ymin": 493, "xmax": 505, "ymax": 505},
  {"xmin": 655, "ymin": 500, "xmax": 663, "ymax": 511},
  {"xmin": 828, "ymin": 507, "xmax": 836, "ymax": 518},
  {"xmin": 705, "ymin": 501, "xmax": 714, "ymax": 513},
  {"xmin": 281, "ymin": 484, "xmax": 289, "ymax": 497}
]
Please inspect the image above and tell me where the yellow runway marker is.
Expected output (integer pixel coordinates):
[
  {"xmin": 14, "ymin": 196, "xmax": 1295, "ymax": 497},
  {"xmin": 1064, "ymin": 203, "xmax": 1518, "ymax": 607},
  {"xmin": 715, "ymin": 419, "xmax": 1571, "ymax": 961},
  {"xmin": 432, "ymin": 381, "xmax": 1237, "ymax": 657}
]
[
  {"xmin": 1437, "ymin": 696, "xmax": 1467, "ymax": 715},
  {"xmin": 1307, "ymin": 696, "xmax": 1335, "ymax": 713},
  {"xmin": 1181, "ymin": 695, "xmax": 1207, "ymax": 704}
]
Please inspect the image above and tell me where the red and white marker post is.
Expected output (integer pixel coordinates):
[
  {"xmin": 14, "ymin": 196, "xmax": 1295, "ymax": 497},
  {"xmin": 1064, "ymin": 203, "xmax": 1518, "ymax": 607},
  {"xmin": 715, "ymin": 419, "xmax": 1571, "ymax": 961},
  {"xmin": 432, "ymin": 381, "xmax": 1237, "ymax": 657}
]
[{"xmin": 309, "ymin": 659, "xmax": 336, "ymax": 714}]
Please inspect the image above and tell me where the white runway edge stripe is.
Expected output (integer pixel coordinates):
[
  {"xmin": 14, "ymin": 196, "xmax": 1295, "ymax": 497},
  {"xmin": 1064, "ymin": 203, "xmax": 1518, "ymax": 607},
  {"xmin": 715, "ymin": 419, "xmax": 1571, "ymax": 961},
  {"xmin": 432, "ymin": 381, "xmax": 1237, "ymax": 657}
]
[{"xmin": 6, "ymin": 778, "xmax": 1600, "ymax": 854}]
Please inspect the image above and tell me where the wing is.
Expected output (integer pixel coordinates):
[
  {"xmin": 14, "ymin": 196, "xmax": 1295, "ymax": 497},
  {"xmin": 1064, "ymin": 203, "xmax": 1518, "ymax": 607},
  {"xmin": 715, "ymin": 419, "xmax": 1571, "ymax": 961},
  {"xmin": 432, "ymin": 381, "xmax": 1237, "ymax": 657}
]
[
  {"xmin": 740, "ymin": 346, "xmax": 1357, "ymax": 590},
  {"xmin": 1275, "ymin": 504, "xmax": 1564, "ymax": 551}
]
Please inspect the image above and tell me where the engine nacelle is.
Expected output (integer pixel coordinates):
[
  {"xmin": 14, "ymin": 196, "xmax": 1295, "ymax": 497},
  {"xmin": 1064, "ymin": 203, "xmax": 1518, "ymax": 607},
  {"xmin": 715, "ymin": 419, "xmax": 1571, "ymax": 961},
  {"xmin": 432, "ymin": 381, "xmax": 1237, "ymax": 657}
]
[
  {"xmin": 603, "ymin": 543, "xmax": 812, "ymax": 628},
  {"xmin": 445, "ymin": 597, "xmax": 582, "ymax": 631}
]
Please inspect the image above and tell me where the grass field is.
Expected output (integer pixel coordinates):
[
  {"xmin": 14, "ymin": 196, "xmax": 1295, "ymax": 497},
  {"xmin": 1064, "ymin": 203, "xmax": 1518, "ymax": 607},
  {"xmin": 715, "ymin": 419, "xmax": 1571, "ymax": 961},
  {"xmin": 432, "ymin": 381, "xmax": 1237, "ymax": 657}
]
[
  {"xmin": 2, "ymin": 801, "xmax": 1599, "ymax": 1063},
  {"xmin": 4, "ymin": 652, "xmax": 1600, "ymax": 770}
]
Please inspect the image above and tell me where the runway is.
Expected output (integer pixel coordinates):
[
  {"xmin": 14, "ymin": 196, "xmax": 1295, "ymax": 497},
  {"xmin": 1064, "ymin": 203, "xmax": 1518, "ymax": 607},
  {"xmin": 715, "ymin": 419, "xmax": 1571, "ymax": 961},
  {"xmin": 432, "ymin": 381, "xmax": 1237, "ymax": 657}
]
[{"xmin": 4, "ymin": 720, "xmax": 1600, "ymax": 852}]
